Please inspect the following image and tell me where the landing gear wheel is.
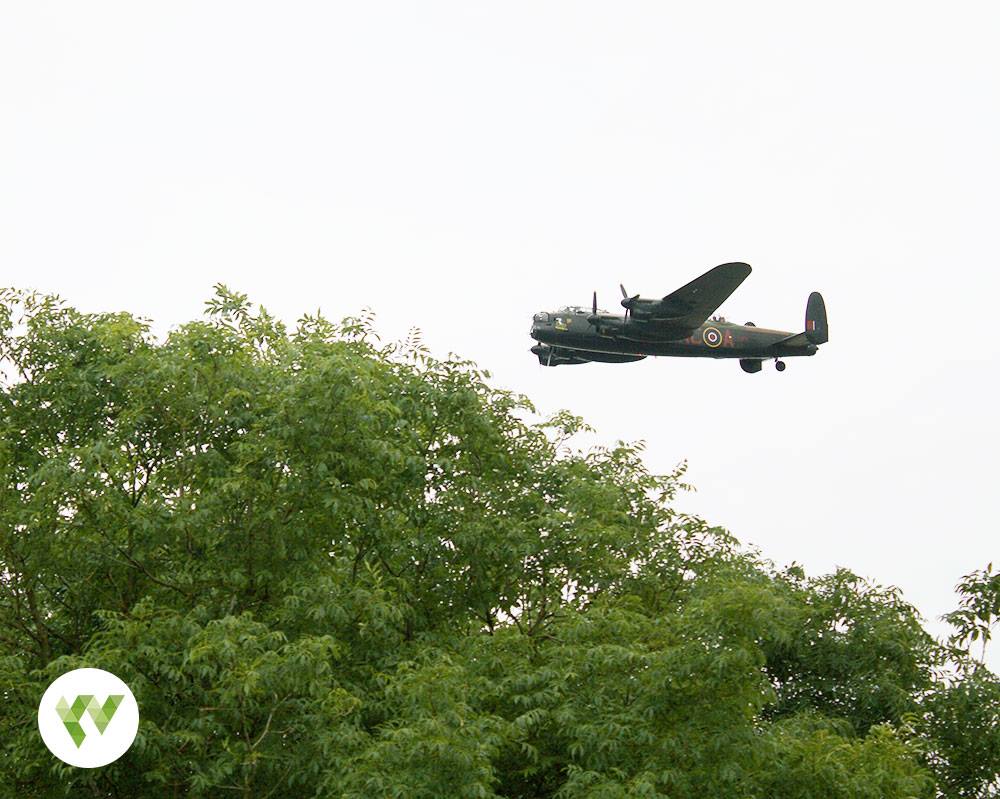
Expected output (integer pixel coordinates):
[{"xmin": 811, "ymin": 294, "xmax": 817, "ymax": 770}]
[{"xmin": 775, "ymin": 360, "xmax": 786, "ymax": 372}]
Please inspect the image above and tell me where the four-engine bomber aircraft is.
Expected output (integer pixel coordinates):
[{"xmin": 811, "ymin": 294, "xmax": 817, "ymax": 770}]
[{"xmin": 529, "ymin": 262, "xmax": 827, "ymax": 373}]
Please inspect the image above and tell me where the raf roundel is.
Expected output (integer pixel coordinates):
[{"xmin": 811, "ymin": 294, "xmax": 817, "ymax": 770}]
[
  {"xmin": 527, "ymin": 262, "xmax": 828, "ymax": 372},
  {"xmin": 702, "ymin": 326, "xmax": 723, "ymax": 348}
]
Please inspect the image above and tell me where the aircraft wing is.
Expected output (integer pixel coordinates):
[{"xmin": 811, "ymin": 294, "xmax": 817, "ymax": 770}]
[{"xmin": 645, "ymin": 262, "xmax": 752, "ymax": 329}]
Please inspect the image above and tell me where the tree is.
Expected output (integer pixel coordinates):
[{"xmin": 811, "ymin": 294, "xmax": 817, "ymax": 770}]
[
  {"xmin": 0, "ymin": 286, "xmax": 993, "ymax": 797},
  {"xmin": 915, "ymin": 565, "xmax": 1000, "ymax": 798},
  {"xmin": 945, "ymin": 564, "xmax": 1000, "ymax": 664}
]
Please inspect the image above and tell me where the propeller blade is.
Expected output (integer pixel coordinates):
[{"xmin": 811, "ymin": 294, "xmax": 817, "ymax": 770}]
[
  {"xmin": 587, "ymin": 291, "xmax": 602, "ymax": 328},
  {"xmin": 619, "ymin": 284, "xmax": 639, "ymax": 310}
]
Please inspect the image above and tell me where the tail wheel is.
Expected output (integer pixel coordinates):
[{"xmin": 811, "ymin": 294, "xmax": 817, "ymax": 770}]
[{"xmin": 775, "ymin": 360, "xmax": 786, "ymax": 372}]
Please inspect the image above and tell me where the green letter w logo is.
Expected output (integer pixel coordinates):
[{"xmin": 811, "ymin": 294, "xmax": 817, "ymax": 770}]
[{"xmin": 54, "ymin": 695, "xmax": 124, "ymax": 748}]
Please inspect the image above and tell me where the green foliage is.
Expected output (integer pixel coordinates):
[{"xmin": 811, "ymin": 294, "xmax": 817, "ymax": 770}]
[
  {"xmin": 763, "ymin": 567, "xmax": 938, "ymax": 735},
  {"xmin": 0, "ymin": 286, "xmax": 995, "ymax": 797},
  {"xmin": 944, "ymin": 563, "xmax": 1000, "ymax": 662},
  {"xmin": 919, "ymin": 665, "xmax": 1000, "ymax": 798}
]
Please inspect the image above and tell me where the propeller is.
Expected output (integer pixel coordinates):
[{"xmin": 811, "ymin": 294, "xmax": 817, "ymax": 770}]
[
  {"xmin": 587, "ymin": 290, "xmax": 600, "ymax": 327},
  {"xmin": 620, "ymin": 284, "xmax": 639, "ymax": 324}
]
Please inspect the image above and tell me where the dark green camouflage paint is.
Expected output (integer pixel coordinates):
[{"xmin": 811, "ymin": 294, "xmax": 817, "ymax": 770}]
[{"xmin": 529, "ymin": 290, "xmax": 827, "ymax": 369}]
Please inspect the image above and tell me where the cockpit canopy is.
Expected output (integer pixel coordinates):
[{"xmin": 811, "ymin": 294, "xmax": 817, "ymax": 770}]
[
  {"xmin": 535, "ymin": 305, "xmax": 610, "ymax": 324},
  {"xmin": 555, "ymin": 305, "xmax": 610, "ymax": 314}
]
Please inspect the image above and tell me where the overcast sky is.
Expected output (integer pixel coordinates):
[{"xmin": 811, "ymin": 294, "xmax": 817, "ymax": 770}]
[{"xmin": 2, "ymin": 2, "xmax": 998, "ymax": 667}]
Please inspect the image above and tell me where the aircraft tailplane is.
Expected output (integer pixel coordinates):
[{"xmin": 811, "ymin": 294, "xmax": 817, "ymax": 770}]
[{"xmin": 775, "ymin": 292, "xmax": 828, "ymax": 349}]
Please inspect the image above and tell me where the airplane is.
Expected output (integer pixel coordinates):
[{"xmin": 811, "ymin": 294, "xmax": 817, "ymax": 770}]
[{"xmin": 529, "ymin": 262, "xmax": 827, "ymax": 373}]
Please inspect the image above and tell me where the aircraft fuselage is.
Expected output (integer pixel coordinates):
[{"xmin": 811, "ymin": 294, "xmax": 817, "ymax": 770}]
[{"xmin": 530, "ymin": 309, "xmax": 817, "ymax": 360}]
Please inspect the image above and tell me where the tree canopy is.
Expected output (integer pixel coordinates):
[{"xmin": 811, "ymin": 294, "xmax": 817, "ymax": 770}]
[{"xmin": 1, "ymin": 286, "xmax": 997, "ymax": 798}]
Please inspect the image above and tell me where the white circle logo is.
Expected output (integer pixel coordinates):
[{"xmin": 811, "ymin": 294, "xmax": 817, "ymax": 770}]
[{"xmin": 37, "ymin": 668, "xmax": 139, "ymax": 768}]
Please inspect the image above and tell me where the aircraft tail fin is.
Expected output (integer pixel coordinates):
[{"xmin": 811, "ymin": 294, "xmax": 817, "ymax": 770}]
[
  {"xmin": 775, "ymin": 292, "xmax": 828, "ymax": 349},
  {"xmin": 805, "ymin": 291, "xmax": 828, "ymax": 345}
]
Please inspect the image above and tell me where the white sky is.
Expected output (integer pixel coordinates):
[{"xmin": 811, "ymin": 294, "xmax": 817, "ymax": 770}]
[{"xmin": 2, "ymin": 3, "xmax": 998, "ymax": 667}]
